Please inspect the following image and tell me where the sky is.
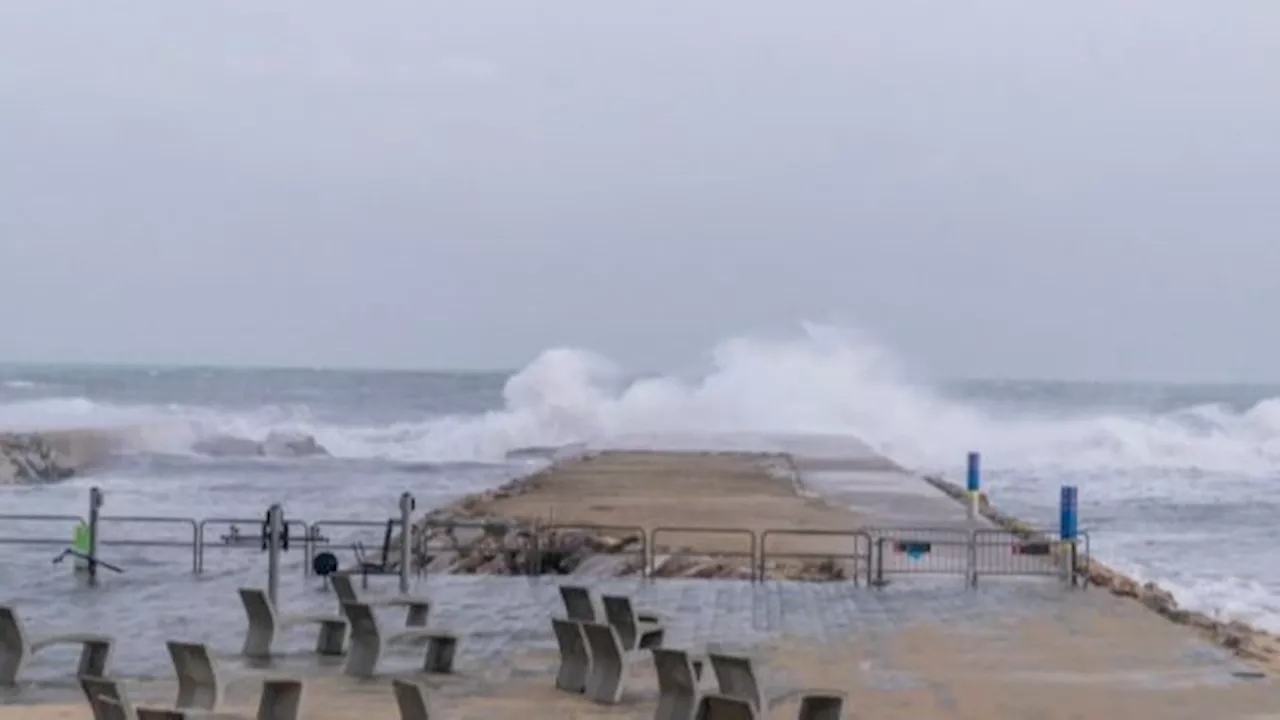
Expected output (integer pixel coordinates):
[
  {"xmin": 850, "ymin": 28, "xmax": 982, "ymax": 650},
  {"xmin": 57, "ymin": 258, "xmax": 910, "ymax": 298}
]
[{"xmin": 1, "ymin": 1, "xmax": 1278, "ymax": 382}]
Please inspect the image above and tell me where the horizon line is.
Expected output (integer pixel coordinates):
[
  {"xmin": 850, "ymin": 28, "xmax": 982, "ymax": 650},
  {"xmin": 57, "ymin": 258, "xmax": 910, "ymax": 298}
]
[{"xmin": 2, "ymin": 358, "xmax": 1278, "ymax": 388}]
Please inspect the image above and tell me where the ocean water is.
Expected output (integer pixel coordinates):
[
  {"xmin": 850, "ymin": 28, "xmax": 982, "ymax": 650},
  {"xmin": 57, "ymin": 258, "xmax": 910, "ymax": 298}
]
[{"xmin": 3, "ymin": 324, "xmax": 1280, "ymax": 635}]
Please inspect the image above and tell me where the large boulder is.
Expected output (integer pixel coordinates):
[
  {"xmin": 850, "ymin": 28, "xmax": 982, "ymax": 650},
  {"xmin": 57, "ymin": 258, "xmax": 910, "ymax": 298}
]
[
  {"xmin": 260, "ymin": 430, "xmax": 329, "ymax": 458},
  {"xmin": 0, "ymin": 433, "xmax": 77, "ymax": 484}
]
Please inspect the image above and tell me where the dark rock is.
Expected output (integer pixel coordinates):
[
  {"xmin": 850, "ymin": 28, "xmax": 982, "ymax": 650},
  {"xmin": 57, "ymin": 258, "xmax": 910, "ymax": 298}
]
[
  {"xmin": 191, "ymin": 431, "xmax": 330, "ymax": 458},
  {"xmin": 260, "ymin": 430, "xmax": 329, "ymax": 457}
]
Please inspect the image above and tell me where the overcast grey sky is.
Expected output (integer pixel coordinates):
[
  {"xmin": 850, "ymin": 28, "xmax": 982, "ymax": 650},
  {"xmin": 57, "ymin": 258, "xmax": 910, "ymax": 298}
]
[{"xmin": 1, "ymin": 1, "xmax": 1277, "ymax": 381}]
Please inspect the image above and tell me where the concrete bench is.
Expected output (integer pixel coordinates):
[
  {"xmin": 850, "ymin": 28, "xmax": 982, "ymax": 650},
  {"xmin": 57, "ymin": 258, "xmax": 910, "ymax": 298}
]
[
  {"xmin": 653, "ymin": 647, "xmax": 705, "ymax": 720},
  {"xmin": 237, "ymin": 588, "xmax": 347, "ymax": 658},
  {"xmin": 602, "ymin": 594, "xmax": 665, "ymax": 651},
  {"xmin": 81, "ymin": 676, "xmax": 134, "ymax": 720},
  {"xmin": 706, "ymin": 653, "xmax": 845, "ymax": 719},
  {"xmin": 91, "ymin": 677, "xmax": 302, "ymax": 720},
  {"xmin": 695, "ymin": 691, "xmax": 845, "ymax": 720},
  {"xmin": 559, "ymin": 584, "xmax": 662, "ymax": 625},
  {"xmin": 167, "ymin": 641, "xmax": 222, "ymax": 712},
  {"xmin": 340, "ymin": 602, "xmax": 458, "ymax": 679},
  {"xmin": 0, "ymin": 604, "xmax": 113, "ymax": 686},
  {"xmin": 795, "ymin": 694, "xmax": 846, "ymax": 720},
  {"xmin": 696, "ymin": 693, "xmax": 757, "ymax": 720},
  {"xmin": 551, "ymin": 618, "xmax": 591, "ymax": 694},
  {"xmin": 391, "ymin": 678, "xmax": 432, "ymax": 720},
  {"xmin": 581, "ymin": 620, "xmax": 633, "ymax": 705},
  {"xmin": 558, "ymin": 585, "xmax": 597, "ymax": 622},
  {"xmin": 331, "ymin": 574, "xmax": 430, "ymax": 627}
]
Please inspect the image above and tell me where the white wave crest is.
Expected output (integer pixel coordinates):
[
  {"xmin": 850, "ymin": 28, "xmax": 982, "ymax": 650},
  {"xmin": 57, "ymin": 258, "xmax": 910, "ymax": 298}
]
[{"xmin": 1, "ymin": 323, "xmax": 1279, "ymax": 476}]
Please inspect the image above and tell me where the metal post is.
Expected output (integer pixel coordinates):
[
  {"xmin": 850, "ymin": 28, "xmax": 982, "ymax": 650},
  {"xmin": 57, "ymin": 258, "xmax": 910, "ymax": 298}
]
[
  {"xmin": 398, "ymin": 492, "xmax": 415, "ymax": 595},
  {"xmin": 873, "ymin": 538, "xmax": 885, "ymax": 587},
  {"xmin": 967, "ymin": 530, "xmax": 978, "ymax": 588},
  {"xmin": 966, "ymin": 452, "xmax": 980, "ymax": 521},
  {"xmin": 87, "ymin": 486, "xmax": 103, "ymax": 587},
  {"xmin": 267, "ymin": 504, "xmax": 283, "ymax": 607},
  {"xmin": 1059, "ymin": 485, "xmax": 1078, "ymax": 585}
]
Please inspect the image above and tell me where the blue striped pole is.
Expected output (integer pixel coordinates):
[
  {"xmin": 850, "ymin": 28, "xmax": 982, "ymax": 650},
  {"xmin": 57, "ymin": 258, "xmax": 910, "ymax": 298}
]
[
  {"xmin": 966, "ymin": 452, "xmax": 980, "ymax": 520},
  {"xmin": 1060, "ymin": 485, "xmax": 1079, "ymax": 585},
  {"xmin": 1059, "ymin": 486, "xmax": 1078, "ymax": 540}
]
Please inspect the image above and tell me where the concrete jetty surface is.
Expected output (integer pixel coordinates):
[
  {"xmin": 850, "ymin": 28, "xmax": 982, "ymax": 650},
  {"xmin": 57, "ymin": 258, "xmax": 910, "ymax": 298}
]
[
  {"xmin": 6, "ymin": 438, "xmax": 1280, "ymax": 719},
  {"xmin": 417, "ymin": 434, "xmax": 1048, "ymax": 582}
]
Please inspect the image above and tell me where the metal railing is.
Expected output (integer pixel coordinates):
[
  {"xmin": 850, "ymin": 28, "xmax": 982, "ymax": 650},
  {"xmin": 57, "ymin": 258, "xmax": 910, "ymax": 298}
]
[
  {"xmin": 757, "ymin": 529, "xmax": 873, "ymax": 585},
  {"xmin": 650, "ymin": 526, "xmax": 757, "ymax": 580},
  {"xmin": 197, "ymin": 518, "xmax": 311, "ymax": 575},
  {"xmin": 97, "ymin": 515, "xmax": 200, "ymax": 574},
  {"xmin": 867, "ymin": 527, "xmax": 977, "ymax": 585},
  {"xmin": 308, "ymin": 519, "xmax": 399, "ymax": 562},
  {"xmin": 969, "ymin": 529, "xmax": 1091, "ymax": 586},
  {"xmin": 0, "ymin": 487, "xmax": 1090, "ymax": 589},
  {"xmin": 412, "ymin": 518, "xmax": 536, "ymax": 575},
  {"xmin": 0, "ymin": 513, "xmax": 84, "ymax": 548}
]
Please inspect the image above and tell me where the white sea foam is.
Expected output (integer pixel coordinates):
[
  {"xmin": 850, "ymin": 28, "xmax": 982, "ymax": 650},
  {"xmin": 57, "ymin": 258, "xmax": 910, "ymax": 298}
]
[{"xmin": 1, "ymin": 323, "xmax": 1278, "ymax": 475}]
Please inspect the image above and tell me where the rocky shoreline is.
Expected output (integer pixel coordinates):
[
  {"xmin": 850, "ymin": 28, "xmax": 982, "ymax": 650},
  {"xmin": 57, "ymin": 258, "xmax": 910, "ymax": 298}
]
[{"xmin": 922, "ymin": 474, "xmax": 1280, "ymax": 669}]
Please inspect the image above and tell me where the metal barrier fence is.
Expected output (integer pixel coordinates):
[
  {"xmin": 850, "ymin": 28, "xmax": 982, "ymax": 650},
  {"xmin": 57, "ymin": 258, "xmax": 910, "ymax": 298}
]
[
  {"xmin": 197, "ymin": 518, "xmax": 311, "ymax": 575},
  {"xmin": 410, "ymin": 518, "xmax": 537, "ymax": 575},
  {"xmin": 650, "ymin": 527, "xmax": 757, "ymax": 580},
  {"xmin": 972, "ymin": 529, "xmax": 1091, "ymax": 585},
  {"xmin": 308, "ymin": 519, "xmax": 400, "ymax": 573},
  {"xmin": 97, "ymin": 515, "xmax": 200, "ymax": 574},
  {"xmin": 973, "ymin": 528, "xmax": 1060, "ymax": 581},
  {"xmin": 0, "ymin": 513, "xmax": 84, "ymax": 549},
  {"xmin": 757, "ymin": 529, "xmax": 873, "ymax": 585},
  {"xmin": 0, "ymin": 487, "xmax": 1090, "ymax": 589},
  {"xmin": 869, "ymin": 527, "xmax": 977, "ymax": 586}
]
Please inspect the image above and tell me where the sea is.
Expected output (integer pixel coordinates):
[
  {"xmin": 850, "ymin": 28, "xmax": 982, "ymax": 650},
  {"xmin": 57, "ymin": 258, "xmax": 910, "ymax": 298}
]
[{"xmin": 3, "ymin": 326, "xmax": 1280, "ymax": 644}]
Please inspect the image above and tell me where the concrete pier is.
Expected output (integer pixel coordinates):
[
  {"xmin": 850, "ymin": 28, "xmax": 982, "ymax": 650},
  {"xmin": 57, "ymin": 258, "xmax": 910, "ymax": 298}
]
[
  {"xmin": 5, "ymin": 439, "xmax": 1280, "ymax": 719},
  {"xmin": 426, "ymin": 434, "xmax": 1049, "ymax": 583}
]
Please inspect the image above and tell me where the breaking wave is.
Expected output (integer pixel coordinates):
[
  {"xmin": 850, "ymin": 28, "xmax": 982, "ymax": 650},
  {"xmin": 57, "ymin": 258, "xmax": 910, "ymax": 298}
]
[{"xmin": 0, "ymin": 323, "xmax": 1278, "ymax": 477}]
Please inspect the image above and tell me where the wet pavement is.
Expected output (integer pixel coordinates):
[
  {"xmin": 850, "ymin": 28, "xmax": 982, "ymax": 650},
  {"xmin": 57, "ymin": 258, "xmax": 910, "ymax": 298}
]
[
  {"xmin": 0, "ymin": 571, "xmax": 1258, "ymax": 705},
  {"xmin": 4, "ymin": 443, "xmax": 1268, "ymax": 718}
]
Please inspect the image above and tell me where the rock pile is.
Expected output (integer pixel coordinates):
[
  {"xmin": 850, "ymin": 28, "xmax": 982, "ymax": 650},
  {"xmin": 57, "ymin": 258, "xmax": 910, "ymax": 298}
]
[
  {"xmin": 924, "ymin": 473, "xmax": 1280, "ymax": 667},
  {"xmin": 0, "ymin": 433, "xmax": 77, "ymax": 484}
]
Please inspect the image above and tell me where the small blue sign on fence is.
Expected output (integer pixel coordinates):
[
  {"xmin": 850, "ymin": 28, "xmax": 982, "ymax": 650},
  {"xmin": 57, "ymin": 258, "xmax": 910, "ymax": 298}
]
[{"xmin": 894, "ymin": 541, "xmax": 932, "ymax": 560}]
